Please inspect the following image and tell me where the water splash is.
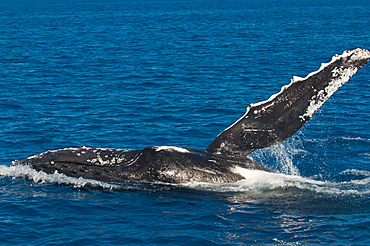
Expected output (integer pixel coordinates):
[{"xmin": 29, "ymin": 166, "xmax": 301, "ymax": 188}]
[
  {"xmin": 250, "ymin": 134, "xmax": 305, "ymax": 176},
  {"xmin": 0, "ymin": 164, "xmax": 121, "ymax": 190}
]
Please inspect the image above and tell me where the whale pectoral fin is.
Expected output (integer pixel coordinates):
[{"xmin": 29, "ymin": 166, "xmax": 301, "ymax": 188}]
[{"xmin": 206, "ymin": 48, "xmax": 370, "ymax": 156}]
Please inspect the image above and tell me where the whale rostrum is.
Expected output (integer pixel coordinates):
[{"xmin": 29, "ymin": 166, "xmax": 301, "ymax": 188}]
[{"xmin": 13, "ymin": 49, "xmax": 370, "ymax": 183}]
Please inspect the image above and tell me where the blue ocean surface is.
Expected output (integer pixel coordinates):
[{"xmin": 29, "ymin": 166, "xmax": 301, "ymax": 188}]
[{"xmin": 1, "ymin": 0, "xmax": 370, "ymax": 245}]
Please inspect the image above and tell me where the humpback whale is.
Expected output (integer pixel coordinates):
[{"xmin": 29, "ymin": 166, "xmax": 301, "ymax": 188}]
[{"xmin": 13, "ymin": 48, "xmax": 370, "ymax": 183}]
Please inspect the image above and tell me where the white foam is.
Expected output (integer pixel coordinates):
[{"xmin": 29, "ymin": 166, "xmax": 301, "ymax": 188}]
[
  {"xmin": 181, "ymin": 169, "xmax": 321, "ymax": 193},
  {"xmin": 340, "ymin": 169, "xmax": 370, "ymax": 176},
  {"xmin": 0, "ymin": 164, "xmax": 120, "ymax": 189},
  {"xmin": 233, "ymin": 167, "xmax": 324, "ymax": 189},
  {"xmin": 180, "ymin": 167, "xmax": 370, "ymax": 196}
]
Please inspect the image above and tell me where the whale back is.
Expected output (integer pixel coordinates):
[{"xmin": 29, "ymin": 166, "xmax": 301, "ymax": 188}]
[{"xmin": 206, "ymin": 49, "xmax": 370, "ymax": 156}]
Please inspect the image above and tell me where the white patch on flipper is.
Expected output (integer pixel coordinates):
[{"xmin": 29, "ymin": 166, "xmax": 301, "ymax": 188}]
[
  {"xmin": 155, "ymin": 146, "xmax": 190, "ymax": 153},
  {"xmin": 290, "ymin": 48, "xmax": 370, "ymax": 84},
  {"xmin": 242, "ymin": 128, "xmax": 274, "ymax": 132},
  {"xmin": 255, "ymin": 49, "xmax": 370, "ymax": 110},
  {"xmin": 299, "ymin": 65, "xmax": 358, "ymax": 120},
  {"xmin": 291, "ymin": 76, "xmax": 304, "ymax": 82}
]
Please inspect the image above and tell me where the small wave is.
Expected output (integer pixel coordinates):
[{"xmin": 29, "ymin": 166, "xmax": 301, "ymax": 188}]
[
  {"xmin": 359, "ymin": 153, "xmax": 370, "ymax": 158},
  {"xmin": 340, "ymin": 169, "xmax": 370, "ymax": 176},
  {"xmin": 342, "ymin": 136, "xmax": 370, "ymax": 142}
]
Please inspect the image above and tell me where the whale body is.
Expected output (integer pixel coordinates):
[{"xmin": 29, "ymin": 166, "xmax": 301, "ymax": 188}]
[{"xmin": 13, "ymin": 48, "xmax": 370, "ymax": 183}]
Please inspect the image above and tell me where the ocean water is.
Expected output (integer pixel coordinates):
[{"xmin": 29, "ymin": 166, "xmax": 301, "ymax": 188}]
[{"xmin": 1, "ymin": 0, "xmax": 370, "ymax": 245}]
